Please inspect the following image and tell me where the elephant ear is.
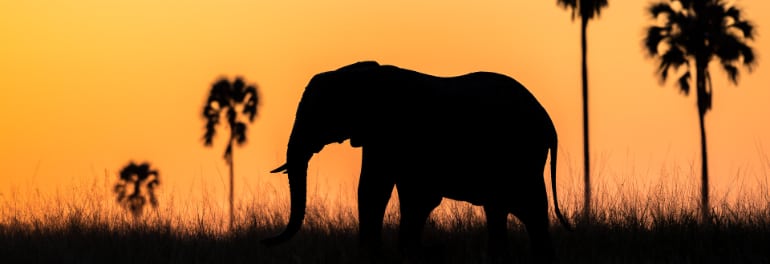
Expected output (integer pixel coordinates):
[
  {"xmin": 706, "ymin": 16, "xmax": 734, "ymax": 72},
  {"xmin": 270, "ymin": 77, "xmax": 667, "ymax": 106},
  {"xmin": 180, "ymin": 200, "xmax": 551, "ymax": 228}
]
[{"xmin": 338, "ymin": 61, "xmax": 379, "ymax": 148}]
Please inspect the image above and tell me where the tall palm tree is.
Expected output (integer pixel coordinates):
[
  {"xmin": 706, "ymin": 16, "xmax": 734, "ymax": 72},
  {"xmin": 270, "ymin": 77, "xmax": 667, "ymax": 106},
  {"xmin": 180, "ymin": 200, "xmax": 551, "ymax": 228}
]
[
  {"xmin": 643, "ymin": 0, "xmax": 756, "ymax": 222},
  {"xmin": 557, "ymin": 0, "xmax": 609, "ymax": 222},
  {"xmin": 114, "ymin": 161, "xmax": 160, "ymax": 218},
  {"xmin": 202, "ymin": 76, "xmax": 259, "ymax": 230}
]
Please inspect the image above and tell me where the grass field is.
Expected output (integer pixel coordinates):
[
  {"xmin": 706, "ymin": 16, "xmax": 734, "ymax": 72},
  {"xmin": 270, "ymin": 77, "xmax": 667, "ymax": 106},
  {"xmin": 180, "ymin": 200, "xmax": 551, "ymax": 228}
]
[{"xmin": 1, "ymin": 174, "xmax": 769, "ymax": 264}]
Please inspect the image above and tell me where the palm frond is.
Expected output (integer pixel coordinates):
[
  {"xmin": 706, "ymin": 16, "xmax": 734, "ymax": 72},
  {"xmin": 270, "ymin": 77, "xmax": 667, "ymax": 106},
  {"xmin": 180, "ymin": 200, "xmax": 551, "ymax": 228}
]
[
  {"xmin": 678, "ymin": 71, "xmax": 691, "ymax": 95},
  {"xmin": 204, "ymin": 117, "xmax": 218, "ymax": 146},
  {"xmin": 202, "ymin": 103, "xmax": 219, "ymax": 119},
  {"xmin": 667, "ymin": 10, "xmax": 690, "ymax": 34},
  {"xmin": 649, "ymin": 2, "xmax": 674, "ymax": 18},
  {"xmin": 730, "ymin": 20, "xmax": 755, "ymax": 40},
  {"xmin": 137, "ymin": 163, "xmax": 150, "ymax": 177},
  {"xmin": 557, "ymin": 0, "xmax": 608, "ymax": 20},
  {"xmin": 714, "ymin": 19, "xmax": 756, "ymax": 77},
  {"xmin": 226, "ymin": 107, "xmax": 237, "ymax": 125},
  {"xmin": 644, "ymin": 26, "xmax": 668, "ymax": 57},
  {"xmin": 714, "ymin": 8, "xmax": 756, "ymax": 80},
  {"xmin": 679, "ymin": 0, "xmax": 695, "ymax": 8},
  {"xmin": 147, "ymin": 178, "xmax": 160, "ymax": 189},
  {"xmin": 119, "ymin": 162, "xmax": 140, "ymax": 181},
  {"xmin": 556, "ymin": 0, "xmax": 577, "ymax": 8},
  {"xmin": 657, "ymin": 46, "xmax": 688, "ymax": 82},
  {"xmin": 203, "ymin": 101, "xmax": 222, "ymax": 145},
  {"xmin": 715, "ymin": 33, "xmax": 745, "ymax": 63},
  {"xmin": 722, "ymin": 63, "xmax": 739, "ymax": 84},
  {"xmin": 724, "ymin": 5, "xmax": 741, "ymax": 20},
  {"xmin": 739, "ymin": 44, "xmax": 756, "ymax": 67},
  {"xmin": 208, "ymin": 79, "xmax": 232, "ymax": 108},
  {"xmin": 580, "ymin": 0, "xmax": 608, "ymax": 20},
  {"xmin": 234, "ymin": 122, "xmax": 248, "ymax": 144},
  {"xmin": 703, "ymin": 2, "xmax": 726, "ymax": 23},
  {"xmin": 556, "ymin": 0, "xmax": 579, "ymax": 20},
  {"xmin": 232, "ymin": 77, "xmax": 246, "ymax": 102},
  {"xmin": 242, "ymin": 85, "xmax": 259, "ymax": 121},
  {"xmin": 203, "ymin": 79, "xmax": 233, "ymax": 146},
  {"xmin": 724, "ymin": 5, "xmax": 755, "ymax": 39}
]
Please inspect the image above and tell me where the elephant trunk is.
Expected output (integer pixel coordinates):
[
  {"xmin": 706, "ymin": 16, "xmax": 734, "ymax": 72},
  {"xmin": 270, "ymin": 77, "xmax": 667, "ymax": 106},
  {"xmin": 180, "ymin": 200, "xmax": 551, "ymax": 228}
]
[{"xmin": 261, "ymin": 147, "xmax": 312, "ymax": 247}]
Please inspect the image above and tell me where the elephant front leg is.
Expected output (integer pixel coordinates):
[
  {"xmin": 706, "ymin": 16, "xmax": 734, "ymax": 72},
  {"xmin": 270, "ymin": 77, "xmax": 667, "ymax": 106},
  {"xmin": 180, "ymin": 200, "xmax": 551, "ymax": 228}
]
[
  {"xmin": 484, "ymin": 205, "xmax": 510, "ymax": 263},
  {"xmin": 396, "ymin": 186, "xmax": 442, "ymax": 258},
  {"xmin": 357, "ymin": 156, "xmax": 395, "ymax": 252}
]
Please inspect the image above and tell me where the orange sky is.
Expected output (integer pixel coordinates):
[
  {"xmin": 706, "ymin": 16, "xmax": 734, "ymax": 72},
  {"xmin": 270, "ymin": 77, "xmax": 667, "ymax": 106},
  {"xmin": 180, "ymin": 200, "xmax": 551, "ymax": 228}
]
[{"xmin": 1, "ymin": 0, "xmax": 769, "ymax": 208}]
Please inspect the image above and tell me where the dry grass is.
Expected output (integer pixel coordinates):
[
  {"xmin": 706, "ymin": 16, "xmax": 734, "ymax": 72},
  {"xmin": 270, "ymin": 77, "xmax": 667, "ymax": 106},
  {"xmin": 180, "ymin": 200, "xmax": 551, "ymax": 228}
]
[{"xmin": 1, "ymin": 172, "xmax": 769, "ymax": 264}]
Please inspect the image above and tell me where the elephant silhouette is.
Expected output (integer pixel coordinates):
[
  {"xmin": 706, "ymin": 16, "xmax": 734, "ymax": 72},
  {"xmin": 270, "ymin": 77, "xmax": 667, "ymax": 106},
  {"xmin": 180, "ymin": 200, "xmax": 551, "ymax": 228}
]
[{"xmin": 263, "ymin": 61, "xmax": 571, "ymax": 263}]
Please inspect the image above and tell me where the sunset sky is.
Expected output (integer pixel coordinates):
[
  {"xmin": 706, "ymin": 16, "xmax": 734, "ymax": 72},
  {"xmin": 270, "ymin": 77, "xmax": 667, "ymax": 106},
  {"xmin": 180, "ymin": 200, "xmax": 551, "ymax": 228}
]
[{"xmin": 1, "ymin": 0, "xmax": 768, "ymax": 208}]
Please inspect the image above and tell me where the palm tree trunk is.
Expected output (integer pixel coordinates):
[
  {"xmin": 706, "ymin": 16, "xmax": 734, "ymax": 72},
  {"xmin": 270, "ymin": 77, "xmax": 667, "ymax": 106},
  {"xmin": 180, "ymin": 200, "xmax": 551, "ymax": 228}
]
[
  {"xmin": 229, "ymin": 151, "xmax": 235, "ymax": 231},
  {"xmin": 697, "ymin": 109, "xmax": 710, "ymax": 222},
  {"xmin": 581, "ymin": 16, "xmax": 591, "ymax": 222},
  {"xmin": 695, "ymin": 62, "xmax": 710, "ymax": 223}
]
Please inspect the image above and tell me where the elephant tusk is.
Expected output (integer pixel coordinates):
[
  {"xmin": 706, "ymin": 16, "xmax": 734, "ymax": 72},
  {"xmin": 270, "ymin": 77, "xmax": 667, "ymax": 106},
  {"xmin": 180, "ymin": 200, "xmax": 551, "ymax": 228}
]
[{"xmin": 270, "ymin": 163, "xmax": 289, "ymax": 174}]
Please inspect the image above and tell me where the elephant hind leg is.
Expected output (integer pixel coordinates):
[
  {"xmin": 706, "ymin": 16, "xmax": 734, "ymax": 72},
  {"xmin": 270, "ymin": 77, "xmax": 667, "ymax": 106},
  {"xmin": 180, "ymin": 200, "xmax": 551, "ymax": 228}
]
[
  {"xmin": 517, "ymin": 206, "xmax": 556, "ymax": 264},
  {"xmin": 484, "ymin": 205, "xmax": 510, "ymax": 263}
]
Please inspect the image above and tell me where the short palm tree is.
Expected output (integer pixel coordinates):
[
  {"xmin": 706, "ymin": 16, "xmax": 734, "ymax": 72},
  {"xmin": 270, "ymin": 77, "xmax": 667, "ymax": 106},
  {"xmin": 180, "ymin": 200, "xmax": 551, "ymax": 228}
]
[
  {"xmin": 643, "ymin": 0, "xmax": 756, "ymax": 222},
  {"xmin": 202, "ymin": 76, "xmax": 259, "ymax": 230},
  {"xmin": 557, "ymin": 0, "xmax": 609, "ymax": 222},
  {"xmin": 114, "ymin": 161, "xmax": 160, "ymax": 218}
]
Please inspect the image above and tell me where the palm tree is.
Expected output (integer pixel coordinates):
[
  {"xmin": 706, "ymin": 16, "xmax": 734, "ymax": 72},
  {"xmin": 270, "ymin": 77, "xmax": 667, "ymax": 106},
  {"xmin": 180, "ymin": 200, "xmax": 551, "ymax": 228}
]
[
  {"xmin": 202, "ymin": 76, "xmax": 259, "ymax": 230},
  {"xmin": 557, "ymin": 0, "xmax": 609, "ymax": 222},
  {"xmin": 114, "ymin": 161, "xmax": 160, "ymax": 218},
  {"xmin": 643, "ymin": 0, "xmax": 756, "ymax": 222}
]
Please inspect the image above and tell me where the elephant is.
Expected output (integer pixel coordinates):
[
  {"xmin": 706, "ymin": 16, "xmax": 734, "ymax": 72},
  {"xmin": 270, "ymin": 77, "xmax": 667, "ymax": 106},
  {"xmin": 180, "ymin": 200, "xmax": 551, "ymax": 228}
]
[{"xmin": 262, "ymin": 61, "xmax": 571, "ymax": 263}]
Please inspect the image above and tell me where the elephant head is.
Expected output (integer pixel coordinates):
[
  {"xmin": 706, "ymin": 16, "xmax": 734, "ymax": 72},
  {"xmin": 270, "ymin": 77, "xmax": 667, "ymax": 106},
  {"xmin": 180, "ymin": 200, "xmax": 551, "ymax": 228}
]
[{"xmin": 261, "ymin": 61, "xmax": 380, "ymax": 246}]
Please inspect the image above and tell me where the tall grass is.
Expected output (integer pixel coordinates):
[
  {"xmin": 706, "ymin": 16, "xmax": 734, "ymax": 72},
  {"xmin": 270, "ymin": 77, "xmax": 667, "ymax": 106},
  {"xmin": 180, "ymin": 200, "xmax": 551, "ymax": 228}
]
[{"xmin": 1, "ymin": 170, "xmax": 769, "ymax": 264}]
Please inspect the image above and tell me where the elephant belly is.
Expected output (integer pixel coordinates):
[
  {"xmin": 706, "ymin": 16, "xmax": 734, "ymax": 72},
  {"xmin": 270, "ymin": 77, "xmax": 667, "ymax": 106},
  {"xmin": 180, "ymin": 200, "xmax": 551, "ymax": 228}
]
[
  {"xmin": 388, "ymin": 127, "xmax": 548, "ymax": 206},
  {"xmin": 421, "ymin": 162, "xmax": 535, "ymax": 206},
  {"xmin": 436, "ymin": 179, "xmax": 521, "ymax": 206}
]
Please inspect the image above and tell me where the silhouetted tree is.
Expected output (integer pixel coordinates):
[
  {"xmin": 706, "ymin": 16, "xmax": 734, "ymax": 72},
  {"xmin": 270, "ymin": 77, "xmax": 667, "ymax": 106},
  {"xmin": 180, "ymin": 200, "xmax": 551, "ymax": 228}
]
[
  {"xmin": 202, "ymin": 76, "xmax": 259, "ymax": 230},
  {"xmin": 557, "ymin": 0, "xmax": 608, "ymax": 222},
  {"xmin": 114, "ymin": 161, "xmax": 160, "ymax": 218},
  {"xmin": 643, "ymin": 0, "xmax": 756, "ymax": 222}
]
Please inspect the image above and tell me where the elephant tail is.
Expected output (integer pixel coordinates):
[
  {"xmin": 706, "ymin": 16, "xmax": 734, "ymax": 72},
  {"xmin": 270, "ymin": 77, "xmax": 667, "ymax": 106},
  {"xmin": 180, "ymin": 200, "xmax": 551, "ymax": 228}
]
[{"xmin": 548, "ymin": 116, "xmax": 572, "ymax": 231}]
